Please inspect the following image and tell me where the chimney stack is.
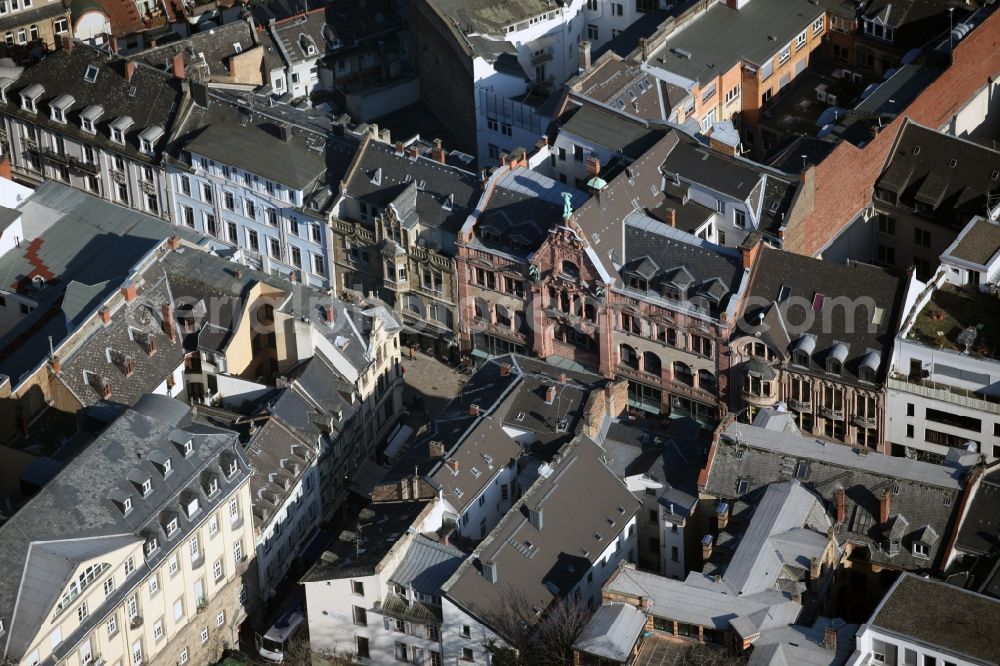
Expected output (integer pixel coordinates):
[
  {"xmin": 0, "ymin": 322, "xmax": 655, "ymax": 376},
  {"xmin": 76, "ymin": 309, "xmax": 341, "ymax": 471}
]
[
  {"xmin": 61, "ymin": 35, "xmax": 72, "ymax": 51},
  {"xmin": 429, "ymin": 441, "xmax": 445, "ymax": 458},
  {"xmin": 810, "ymin": 556, "xmax": 822, "ymax": 580},
  {"xmin": 172, "ymin": 51, "xmax": 185, "ymax": 79},
  {"xmin": 161, "ymin": 303, "xmax": 177, "ymax": 342},
  {"xmin": 716, "ymin": 502, "xmax": 729, "ymax": 530},
  {"xmin": 469, "ymin": 403, "xmax": 481, "ymax": 417},
  {"xmin": 545, "ymin": 385, "xmax": 556, "ymax": 404},
  {"xmin": 99, "ymin": 307, "xmax": 111, "ymax": 326},
  {"xmin": 50, "ymin": 355, "xmax": 62, "ymax": 374},
  {"xmin": 640, "ymin": 596, "xmax": 651, "ymax": 610},
  {"xmin": 395, "ymin": 141, "xmax": 404, "ymax": 155},
  {"xmin": 559, "ymin": 372, "xmax": 567, "ymax": 383},
  {"xmin": 578, "ymin": 40, "xmax": 591, "ymax": 71},
  {"xmin": 823, "ymin": 626, "xmax": 837, "ymax": 650},
  {"xmin": 834, "ymin": 488, "xmax": 846, "ymax": 524},
  {"xmin": 667, "ymin": 208, "xmax": 676, "ymax": 227},
  {"xmin": 499, "ymin": 363, "xmax": 511, "ymax": 376},
  {"xmin": 125, "ymin": 60, "xmax": 137, "ymax": 82},
  {"xmin": 586, "ymin": 156, "xmax": 601, "ymax": 178},
  {"xmin": 325, "ymin": 304, "xmax": 335, "ymax": 325},
  {"xmin": 121, "ymin": 283, "xmax": 138, "ymax": 302},
  {"xmin": 701, "ymin": 534, "xmax": 714, "ymax": 561},
  {"xmin": 431, "ymin": 138, "xmax": 446, "ymax": 164},
  {"xmin": 880, "ymin": 489, "xmax": 891, "ymax": 524},
  {"xmin": 446, "ymin": 459, "xmax": 459, "ymax": 473},
  {"xmin": 168, "ymin": 234, "xmax": 181, "ymax": 251},
  {"xmin": 640, "ymin": 37, "xmax": 649, "ymax": 60}
]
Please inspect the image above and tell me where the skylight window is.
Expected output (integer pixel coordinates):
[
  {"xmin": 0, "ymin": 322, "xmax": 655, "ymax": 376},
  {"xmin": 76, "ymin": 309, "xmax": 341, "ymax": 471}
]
[
  {"xmin": 812, "ymin": 293, "xmax": 825, "ymax": 311},
  {"xmin": 84, "ymin": 65, "xmax": 99, "ymax": 83},
  {"xmin": 948, "ymin": 158, "xmax": 958, "ymax": 168}
]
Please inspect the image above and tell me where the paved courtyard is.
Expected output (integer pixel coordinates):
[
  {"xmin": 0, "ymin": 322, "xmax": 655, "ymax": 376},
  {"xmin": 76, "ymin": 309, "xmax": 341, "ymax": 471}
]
[{"xmin": 399, "ymin": 350, "xmax": 468, "ymax": 434}]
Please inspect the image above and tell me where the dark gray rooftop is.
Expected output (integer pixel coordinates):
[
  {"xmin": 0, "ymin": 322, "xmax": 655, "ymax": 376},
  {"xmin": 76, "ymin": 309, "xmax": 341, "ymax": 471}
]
[
  {"xmin": 424, "ymin": 0, "xmax": 557, "ymax": 35},
  {"xmin": 270, "ymin": 10, "xmax": 330, "ymax": 66},
  {"xmin": 0, "ymin": 395, "xmax": 249, "ymax": 663},
  {"xmin": 130, "ymin": 20, "xmax": 257, "ymax": 79},
  {"xmin": 389, "ymin": 534, "xmax": 465, "ymax": 595},
  {"xmin": 705, "ymin": 415, "xmax": 964, "ymax": 572},
  {"xmin": 0, "ymin": 182, "xmax": 179, "ymax": 387},
  {"xmin": 648, "ymin": 0, "xmax": 828, "ymax": 84},
  {"xmin": 956, "ymin": 466, "xmax": 1000, "ymax": 556},
  {"xmin": 1, "ymin": 44, "xmax": 183, "ymax": 164},
  {"xmin": 871, "ymin": 573, "xmax": 1000, "ymax": 664},
  {"xmin": 946, "ymin": 218, "xmax": 1000, "ymax": 266},
  {"xmin": 560, "ymin": 105, "xmax": 663, "ymax": 157},
  {"xmin": 442, "ymin": 436, "xmax": 641, "ymax": 635},
  {"xmin": 741, "ymin": 247, "xmax": 907, "ymax": 386}
]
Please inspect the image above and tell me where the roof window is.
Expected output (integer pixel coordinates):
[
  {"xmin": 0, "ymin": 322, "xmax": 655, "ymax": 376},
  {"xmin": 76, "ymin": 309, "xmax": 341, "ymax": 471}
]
[{"xmin": 84, "ymin": 65, "xmax": 99, "ymax": 83}]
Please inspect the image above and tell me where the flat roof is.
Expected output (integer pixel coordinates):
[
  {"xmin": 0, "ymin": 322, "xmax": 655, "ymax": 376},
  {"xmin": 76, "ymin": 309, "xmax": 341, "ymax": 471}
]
[{"xmin": 872, "ymin": 574, "xmax": 1000, "ymax": 664}]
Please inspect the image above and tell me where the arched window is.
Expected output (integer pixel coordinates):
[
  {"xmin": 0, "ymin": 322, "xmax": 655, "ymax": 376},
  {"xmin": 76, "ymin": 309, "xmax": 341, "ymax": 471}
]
[
  {"xmin": 792, "ymin": 350, "xmax": 809, "ymax": 367},
  {"xmin": 561, "ymin": 260, "xmax": 580, "ymax": 278},
  {"xmin": 673, "ymin": 362, "xmax": 693, "ymax": 386},
  {"xmin": 474, "ymin": 297, "xmax": 489, "ymax": 322},
  {"xmin": 496, "ymin": 304, "xmax": 511, "ymax": 328},
  {"xmin": 620, "ymin": 344, "xmax": 639, "ymax": 370},
  {"xmin": 584, "ymin": 303, "xmax": 596, "ymax": 322},
  {"xmin": 643, "ymin": 351, "xmax": 662, "ymax": 376},
  {"xmin": 699, "ymin": 369, "xmax": 716, "ymax": 392}
]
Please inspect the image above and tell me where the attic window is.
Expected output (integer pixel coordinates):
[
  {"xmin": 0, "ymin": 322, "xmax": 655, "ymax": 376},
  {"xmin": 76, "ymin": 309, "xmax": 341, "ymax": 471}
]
[
  {"xmin": 144, "ymin": 537, "xmax": 158, "ymax": 555},
  {"xmin": 795, "ymin": 461, "xmax": 809, "ymax": 479},
  {"xmin": 992, "ymin": 170, "xmax": 999, "ymax": 181},
  {"xmin": 84, "ymin": 65, "xmax": 99, "ymax": 83},
  {"xmin": 181, "ymin": 439, "xmax": 193, "ymax": 457},
  {"xmin": 891, "ymin": 482, "xmax": 900, "ymax": 495},
  {"xmin": 233, "ymin": 42, "xmax": 243, "ymax": 54},
  {"xmin": 872, "ymin": 307, "xmax": 885, "ymax": 326},
  {"xmin": 166, "ymin": 517, "xmax": 178, "ymax": 536},
  {"xmin": 470, "ymin": 466, "xmax": 481, "ymax": 479},
  {"xmin": 20, "ymin": 95, "xmax": 35, "ymax": 113},
  {"xmin": 736, "ymin": 479, "xmax": 749, "ymax": 494},
  {"xmin": 777, "ymin": 285, "xmax": 791, "ymax": 302},
  {"xmin": 948, "ymin": 158, "xmax": 958, "ymax": 168},
  {"xmin": 812, "ymin": 293, "xmax": 825, "ymax": 311},
  {"xmin": 123, "ymin": 497, "xmax": 133, "ymax": 513},
  {"xmin": 593, "ymin": 533, "xmax": 603, "ymax": 541},
  {"xmin": 226, "ymin": 459, "xmax": 238, "ymax": 477},
  {"xmin": 111, "ymin": 128, "xmax": 124, "ymax": 143},
  {"xmin": 162, "ymin": 458, "xmax": 172, "ymax": 476},
  {"xmin": 141, "ymin": 478, "xmax": 152, "ymax": 496},
  {"xmin": 912, "ymin": 146, "xmax": 920, "ymax": 155},
  {"xmin": 617, "ymin": 505, "xmax": 625, "ymax": 514}
]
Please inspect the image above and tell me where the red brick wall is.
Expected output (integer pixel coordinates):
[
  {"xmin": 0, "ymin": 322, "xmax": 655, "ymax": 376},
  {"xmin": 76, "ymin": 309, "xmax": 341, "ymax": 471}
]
[{"xmin": 785, "ymin": 9, "xmax": 1000, "ymax": 257}]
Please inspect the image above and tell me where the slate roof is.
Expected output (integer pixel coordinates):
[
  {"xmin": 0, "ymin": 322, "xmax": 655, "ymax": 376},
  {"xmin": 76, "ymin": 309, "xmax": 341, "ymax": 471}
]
[
  {"xmin": 429, "ymin": 416, "xmax": 522, "ymax": 513},
  {"xmin": 740, "ymin": 246, "xmax": 907, "ymax": 387},
  {"xmin": 389, "ymin": 534, "xmax": 464, "ymax": 595},
  {"xmin": 956, "ymin": 466, "xmax": 1000, "ymax": 556},
  {"xmin": 0, "ymin": 394, "xmax": 250, "ymax": 663},
  {"xmin": 747, "ymin": 619, "xmax": 858, "ymax": 666},
  {"xmin": 130, "ymin": 20, "xmax": 257, "ymax": 80},
  {"xmin": 944, "ymin": 216, "xmax": 1000, "ymax": 267},
  {"xmin": 870, "ymin": 573, "xmax": 1000, "ymax": 665},
  {"xmin": 704, "ymin": 415, "xmax": 964, "ymax": 572},
  {"xmin": 606, "ymin": 565, "xmax": 802, "ymax": 635},
  {"xmin": 55, "ymin": 262, "xmax": 185, "ymax": 409},
  {"xmin": 0, "ymin": 44, "xmax": 183, "ymax": 164},
  {"xmin": 559, "ymin": 105, "xmax": 663, "ymax": 158},
  {"xmin": 466, "ymin": 167, "xmax": 587, "ymax": 259},
  {"xmin": 442, "ymin": 436, "xmax": 641, "ymax": 635},
  {"xmin": 424, "ymin": 0, "xmax": 556, "ymax": 35},
  {"xmin": 569, "ymin": 56, "xmax": 679, "ymax": 121},
  {"xmin": 620, "ymin": 214, "xmax": 744, "ymax": 318},
  {"xmin": 875, "ymin": 121, "xmax": 1000, "ymax": 225},
  {"xmin": 573, "ymin": 602, "xmax": 646, "ymax": 661},
  {"xmin": 270, "ymin": 9, "xmax": 330, "ymax": 65},
  {"xmin": 0, "ymin": 182, "xmax": 180, "ymax": 389},
  {"xmin": 647, "ymin": 0, "xmax": 830, "ymax": 85},
  {"xmin": 343, "ymin": 138, "xmax": 481, "ymax": 238},
  {"xmin": 300, "ymin": 500, "xmax": 430, "ymax": 582},
  {"xmin": 245, "ymin": 415, "xmax": 317, "ymax": 529}
]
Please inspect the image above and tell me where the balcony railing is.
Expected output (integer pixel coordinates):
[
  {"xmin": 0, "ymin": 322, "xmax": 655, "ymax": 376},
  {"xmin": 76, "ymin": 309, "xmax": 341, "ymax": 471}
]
[
  {"xmin": 819, "ymin": 407, "xmax": 845, "ymax": 421},
  {"xmin": 788, "ymin": 399, "xmax": 812, "ymax": 412},
  {"xmin": 472, "ymin": 319, "xmax": 527, "ymax": 342},
  {"xmin": 888, "ymin": 374, "xmax": 1000, "ymax": 415},
  {"xmin": 43, "ymin": 148, "xmax": 70, "ymax": 165},
  {"xmin": 852, "ymin": 415, "xmax": 877, "ymax": 429},
  {"xmin": 617, "ymin": 364, "xmax": 663, "ymax": 386},
  {"xmin": 70, "ymin": 156, "xmax": 100, "ymax": 174}
]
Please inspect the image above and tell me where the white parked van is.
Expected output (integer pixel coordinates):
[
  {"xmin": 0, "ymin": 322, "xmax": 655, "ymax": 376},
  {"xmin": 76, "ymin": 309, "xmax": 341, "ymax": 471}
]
[{"xmin": 257, "ymin": 609, "xmax": 306, "ymax": 663}]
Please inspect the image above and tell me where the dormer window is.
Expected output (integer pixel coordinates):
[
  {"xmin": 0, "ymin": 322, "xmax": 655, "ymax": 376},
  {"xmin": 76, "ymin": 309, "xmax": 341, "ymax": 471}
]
[
  {"xmin": 206, "ymin": 477, "xmax": 219, "ymax": 496},
  {"xmin": 182, "ymin": 439, "xmax": 193, "ymax": 457},
  {"xmin": 141, "ymin": 478, "xmax": 152, "ymax": 495},
  {"xmin": 185, "ymin": 496, "xmax": 200, "ymax": 517},
  {"xmin": 138, "ymin": 125, "xmax": 164, "ymax": 156},
  {"xmin": 226, "ymin": 459, "xmax": 238, "ymax": 477},
  {"xmin": 144, "ymin": 537, "xmax": 159, "ymax": 555},
  {"xmin": 826, "ymin": 359, "xmax": 841, "ymax": 374},
  {"xmin": 792, "ymin": 350, "xmax": 809, "ymax": 367},
  {"xmin": 21, "ymin": 96, "xmax": 34, "ymax": 113},
  {"xmin": 123, "ymin": 497, "xmax": 133, "ymax": 513},
  {"xmin": 51, "ymin": 108, "xmax": 63, "ymax": 122},
  {"xmin": 109, "ymin": 115, "xmax": 133, "ymax": 145},
  {"xmin": 858, "ymin": 366, "xmax": 875, "ymax": 383},
  {"xmin": 166, "ymin": 517, "xmax": 178, "ymax": 537},
  {"xmin": 80, "ymin": 104, "xmax": 102, "ymax": 134}
]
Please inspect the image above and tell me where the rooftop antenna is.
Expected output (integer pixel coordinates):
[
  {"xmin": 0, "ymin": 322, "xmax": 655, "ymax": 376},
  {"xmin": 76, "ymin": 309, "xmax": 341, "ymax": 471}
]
[
  {"xmin": 355, "ymin": 518, "xmax": 372, "ymax": 558},
  {"xmin": 48, "ymin": 335, "xmax": 54, "ymax": 360}
]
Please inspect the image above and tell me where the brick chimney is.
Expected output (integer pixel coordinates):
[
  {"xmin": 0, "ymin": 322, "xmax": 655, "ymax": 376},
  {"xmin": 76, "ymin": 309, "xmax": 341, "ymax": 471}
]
[
  {"xmin": 124, "ymin": 357, "xmax": 134, "ymax": 377},
  {"xmin": 834, "ymin": 487, "xmax": 846, "ymax": 524},
  {"xmin": 429, "ymin": 440, "xmax": 445, "ymax": 458},
  {"xmin": 823, "ymin": 626, "xmax": 837, "ymax": 650},
  {"xmin": 325, "ymin": 304, "xmax": 335, "ymax": 325},
  {"xmin": 172, "ymin": 51, "xmax": 186, "ymax": 79},
  {"xmin": 578, "ymin": 40, "xmax": 591, "ymax": 71},
  {"xmin": 716, "ymin": 502, "xmax": 729, "ymax": 530},
  {"xmin": 121, "ymin": 283, "xmax": 138, "ymax": 302},
  {"xmin": 394, "ymin": 141, "xmax": 404, "ymax": 155},
  {"xmin": 161, "ymin": 303, "xmax": 177, "ymax": 342},
  {"xmin": 99, "ymin": 306, "xmax": 111, "ymax": 326},
  {"xmin": 146, "ymin": 336, "xmax": 157, "ymax": 356},
  {"xmin": 168, "ymin": 234, "xmax": 181, "ymax": 251},
  {"xmin": 50, "ymin": 355, "xmax": 62, "ymax": 374},
  {"xmin": 586, "ymin": 156, "xmax": 601, "ymax": 177},
  {"xmin": 431, "ymin": 138, "xmax": 446, "ymax": 164},
  {"xmin": 469, "ymin": 404, "xmax": 480, "ymax": 417},
  {"xmin": 446, "ymin": 459, "xmax": 459, "ymax": 473},
  {"xmin": 0, "ymin": 158, "xmax": 11, "ymax": 180},
  {"xmin": 125, "ymin": 60, "xmax": 136, "ymax": 82},
  {"xmin": 666, "ymin": 208, "xmax": 676, "ymax": 227},
  {"xmin": 880, "ymin": 488, "xmax": 891, "ymax": 524},
  {"xmin": 499, "ymin": 363, "xmax": 511, "ymax": 376},
  {"xmin": 545, "ymin": 385, "xmax": 556, "ymax": 404},
  {"xmin": 741, "ymin": 236, "xmax": 762, "ymax": 270}
]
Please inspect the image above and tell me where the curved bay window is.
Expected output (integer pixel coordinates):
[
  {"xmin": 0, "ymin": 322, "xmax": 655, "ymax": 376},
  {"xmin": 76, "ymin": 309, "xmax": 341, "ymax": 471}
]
[
  {"xmin": 643, "ymin": 351, "xmax": 662, "ymax": 376},
  {"xmin": 620, "ymin": 344, "xmax": 639, "ymax": 370}
]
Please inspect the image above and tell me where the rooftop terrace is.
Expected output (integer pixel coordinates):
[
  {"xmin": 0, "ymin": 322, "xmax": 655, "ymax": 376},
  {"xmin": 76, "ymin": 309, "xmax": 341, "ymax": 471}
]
[{"xmin": 909, "ymin": 284, "xmax": 1000, "ymax": 360}]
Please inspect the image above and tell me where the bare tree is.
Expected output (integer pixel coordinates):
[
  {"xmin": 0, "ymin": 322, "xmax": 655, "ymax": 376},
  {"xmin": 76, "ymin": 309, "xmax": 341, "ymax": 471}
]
[
  {"xmin": 272, "ymin": 635, "xmax": 361, "ymax": 666},
  {"xmin": 474, "ymin": 587, "xmax": 593, "ymax": 666},
  {"xmin": 678, "ymin": 643, "xmax": 749, "ymax": 666}
]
